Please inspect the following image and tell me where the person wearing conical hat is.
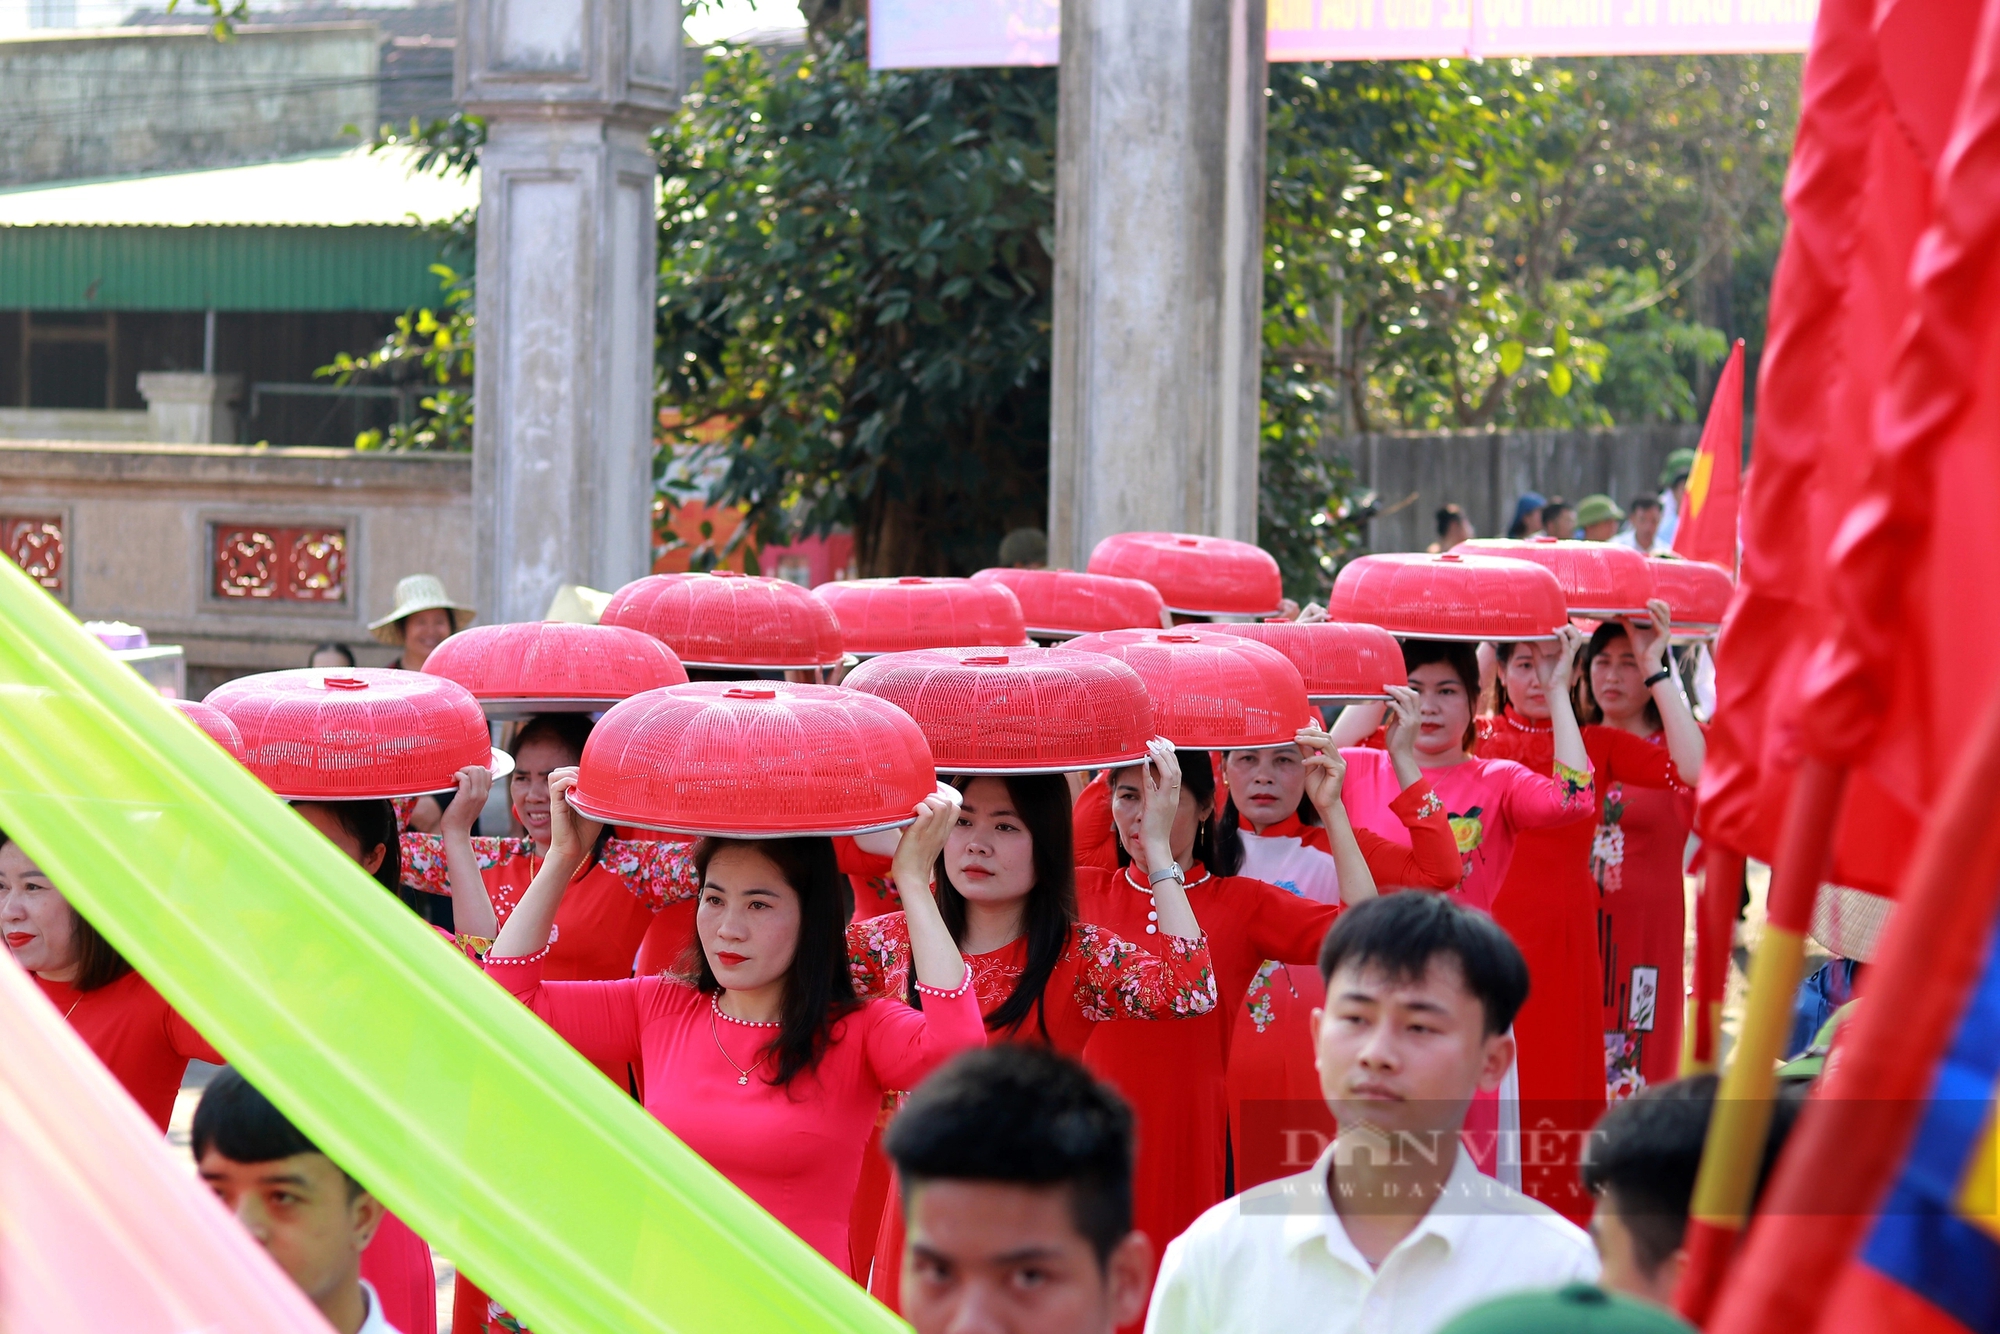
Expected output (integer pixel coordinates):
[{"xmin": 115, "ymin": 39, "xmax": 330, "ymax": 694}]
[
  {"xmin": 368, "ymin": 575, "xmax": 475, "ymax": 837},
  {"xmin": 368, "ymin": 575, "xmax": 474, "ymax": 674}
]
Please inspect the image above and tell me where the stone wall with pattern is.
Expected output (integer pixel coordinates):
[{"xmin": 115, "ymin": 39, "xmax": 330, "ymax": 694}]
[{"xmin": 0, "ymin": 441, "xmax": 469, "ymax": 698}]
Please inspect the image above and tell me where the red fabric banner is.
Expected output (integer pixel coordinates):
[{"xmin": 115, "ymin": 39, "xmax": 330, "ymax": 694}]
[
  {"xmin": 1697, "ymin": 0, "xmax": 1976, "ymax": 895},
  {"xmin": 1704, "ymin": 1, "xmax": 2000, "ymax": 1328}
]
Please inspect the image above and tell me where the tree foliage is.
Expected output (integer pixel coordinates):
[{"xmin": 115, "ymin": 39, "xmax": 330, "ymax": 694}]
[
  {"xmin": 326, "ymin": 15, "xmax": 1797, "ymax": 595},
  {"xmin": 1264, "ymin": 55, "xmax": 1794, "ymax": 437},
  {"xmin": 316, "ymin": 230, "xmax": 475, "ymax": 452},
  {"xmin": 655, "ymin": 24, "xmax": 1056, "ymax": 577},
  {"xmin": 1255, "ymin": 53, "xmax": 1795, "ymax": 597}
]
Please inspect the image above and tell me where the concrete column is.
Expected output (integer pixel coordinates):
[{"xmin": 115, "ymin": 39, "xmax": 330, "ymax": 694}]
[
  {"xmin": 457, "ymin": 0, "xmax": 682, "ymax": 624},
  {"xmin": 1047, "ymin": 0, "xmax": 1267, "ymax": 569},
  {"xmin": 137, "ymin": 371, "xmax": 243, "ymax": 444}
]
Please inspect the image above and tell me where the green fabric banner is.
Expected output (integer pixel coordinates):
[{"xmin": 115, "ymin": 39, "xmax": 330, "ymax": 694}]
[{"xmin": 0, "ymin": 558, "xmax": 906, "ymax": 1334}]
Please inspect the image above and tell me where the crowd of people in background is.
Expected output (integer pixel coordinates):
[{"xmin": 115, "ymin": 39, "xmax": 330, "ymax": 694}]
[
  {"xmin": 1471, "ymin": 448, "xmax": 1697, "ymax": 556},
  {"xmin": 0, "ymin": 478, "xmax": 1768, "ymax": 1334}
]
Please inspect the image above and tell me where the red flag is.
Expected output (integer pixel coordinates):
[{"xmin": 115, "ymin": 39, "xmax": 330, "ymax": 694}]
[
  {"xmin": 1674, "ymin": 0, "xmax": 1985, "ymax": 1321},
  {"xmin": 1700, "ymin": 1, "xmax": 2000, "ymax": 1329},
  {"xmin": 1695, "ymin": 0, "xmax": 1975, "ymax": 891},
  {"xmin": 1694, "ymin": 0, "xmax": 1883, "ymax": 876},
  {"xmin": 1673, "ymin": 339, "xmax": 1745, "ymax": 570}
]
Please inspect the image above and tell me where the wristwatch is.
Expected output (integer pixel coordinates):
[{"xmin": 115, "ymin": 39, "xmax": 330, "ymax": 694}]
[
  {"xmin": 1148, "ymin": 863, "xmax": 1185, "ymax": 890},
  {"xmin": 1644, "ymin": 667, "xmax": 1674, "ymax": 688}
]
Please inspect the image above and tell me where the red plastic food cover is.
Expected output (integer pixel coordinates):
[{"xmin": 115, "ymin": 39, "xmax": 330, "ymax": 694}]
[
  {"xmin": 170, "ymin": 698, "xmax": 246, "ymax": 762},
  {"xmin": 570, "ymin": 682, "xmax": 938, "ymax": 837},
  {"xmin": 1208, "ymin": 620, "xmax": 1405, "ymax": 703},
  {"xmin": 1647, "ymin": 555, "xmax": 1734, "ymax": 634},
  {"xmin": 1055, "ymin": 627, "xmax": 1310, "ymax": 750},
  {"xmin": 599, "ymin": 572, "xmax": 845, "ymax": 672},
  {"xmin": 1328, "ymin": 552, "xmax": 1569, "ymax": 642},
  {"xmin": 844, "ymin": 646, "xmax": 1154, "ymax": 774},
  {"xmin": 1086, "ymin": 531, "xmax": 1284, "ymax": 618},
  {"xmin": 815, "ymin": 577, "xmax": 1028, "ymax": 657},
  {"xmin": 1456, "ymin": 537, "xmax": 1655, "ymax": 617},
  {"xmin": 421, "ymin": 621, "xmax": 687, "ymax": 715},
  {"xmin": 969, "ymin": 567, "xmax": 1169, "ymax": 638},
  {"xmin": 204, "ymin": 669, "xmax": 511, "ymax": 801}
]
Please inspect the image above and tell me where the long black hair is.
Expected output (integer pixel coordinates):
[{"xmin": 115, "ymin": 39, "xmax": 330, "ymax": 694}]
[
  {"xmin": 1491, "ymin": 640, "xmax": 1534, "ymax": 719},
  {"xmin": 1214, "ymin": 747, "xmax": 1322, "ymax": 877},
  {"xmin": 934, "ymin": 773, "xmax": 1077, "ymax": 1042},
  {"xmin": 511, "ymin": 713, "xmax": 615, "ymax": 864},
  {"xmin": 1112, "ymin": 750, "xmax": 1235, "ymax": 876},
  {"xmin": 0, "ymin": 826, "xmax": 133, "ymax": 992},
  {"xmin": 1401, "ymin": 639, "xmax": 1480, "ymax": 752},
  {"xmin": 684, "ymin": 835, "xmax": 861, "ymax": 1090},
  {"xmin": 291, "ymin": 799, "xmax": 412, "ymax": 907}
]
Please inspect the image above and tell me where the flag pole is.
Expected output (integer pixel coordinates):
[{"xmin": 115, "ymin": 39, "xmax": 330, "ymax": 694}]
[
  {"xmin": 1674, "ymin": 758, "xmax": 1846, "ymax": 1324},
  {"xmin": 1681, "ymin": 842, "xmax": 1745, "ymax": 1075},
  {"xmin": 1707, "ymin": 682, "xmax": 2000, "ymax": 1330}
]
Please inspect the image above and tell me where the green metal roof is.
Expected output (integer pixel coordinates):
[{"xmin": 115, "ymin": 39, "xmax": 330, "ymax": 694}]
[
  {"xmin": 0, "ymin": 224, "xmax": 462, "ymax": 311},
  {"xmin": 0, "ymin": 148, "xmax": 476, "ymax": 312}
]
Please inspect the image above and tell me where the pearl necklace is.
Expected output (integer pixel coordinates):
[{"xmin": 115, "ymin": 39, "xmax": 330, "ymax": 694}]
[{"xmin": 1121, "ymin": 865, "xmax": 1213, "ymax": 934}]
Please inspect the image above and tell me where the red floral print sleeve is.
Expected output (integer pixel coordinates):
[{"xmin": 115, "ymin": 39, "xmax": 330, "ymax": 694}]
[
  {"xmin": 1068, "ymin": 923, "xmax": 1216, "ymax": 1022},
  {"xmin": 599, "ymin": 837, "xmax": 701, "ymax": 911},
  {"xmin": 397, "ymin": 833, "xmax": 528, "ymax": 896},
  {"xmin": 847, "ymin": 913, "xmax": 913, "ymax": 1001}
]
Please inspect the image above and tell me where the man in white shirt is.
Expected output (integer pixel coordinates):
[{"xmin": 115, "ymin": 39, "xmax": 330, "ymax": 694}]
[
  {"xmin": 1610, "ymin": 496, "xmax": 1671, "ymax": 556},
  {"xmin": 1146, "ymin": 892, "xmax": 1598, "ymax": 1334},
  {"xmin": 1655, "ymin": 450, "xmax": 1697, "ymax": 547},
  {"xmin": 194, "ymin": 1068, "xmax": 407, "ymax": 1334}
]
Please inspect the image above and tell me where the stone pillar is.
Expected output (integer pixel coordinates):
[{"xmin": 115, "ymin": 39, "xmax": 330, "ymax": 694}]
[
  {"xmin": 1047, "ymin": 0, "xmax": 1267, "ymax": 569},
  {"xmin": 457, "ymin": 0, "xmax": 682, "ymax": 624},
  {"xmin": 137, "ymin": 371, "xmax": 243, "ymax": 444}
]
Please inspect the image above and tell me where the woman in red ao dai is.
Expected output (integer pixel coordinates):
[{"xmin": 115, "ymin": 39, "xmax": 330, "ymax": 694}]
[
  {"xmin": 1576, "ymin": 601, "xmax": 1707, "ymax": 1098},
  {"xmin": 846, "ymin": 741, "xmax": 1219, "ymax": 1304},
  {"xmin": 485, "ymin": 771, "xmax": 985, "ymax": 1268},
  {"xmin": 1075, "ymin": 741, "xmax": 1370, "ymax": 1311}
]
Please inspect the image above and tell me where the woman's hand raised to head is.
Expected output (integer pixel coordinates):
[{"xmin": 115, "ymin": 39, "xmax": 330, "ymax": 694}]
[
  {"xmin": 1632, "ymin": 597, "xmax": 1705, "ymax": 782},
  {"xmin": 486, "ymin": 767, "xmax": 595, "ymax": 961},
  {"xmin": 1627, "ymin": 598, "xmax": 1675, "ymax": 675},
  {"xmin": 1138, "ymin": 738, "xmax": 1183, "ymax": 870},
  {"xmin": 440, "ymin": 764, "xmax": 490, "ymax": 840},
  {"xmin": 438, "ymin": 763, "xmax": 501, "ymax": 939},
  {"xmin": 1296, "ymin": 727, "xmax": 1349, "ymax": 815},
  {"xmin": 1540, "ymin": 624, "xmax": 1589, "ymax": 694},
  {"xmin": 892, "ymin": 791, "xmax": 959, "ymax": 893},
  {"xmin": 1379, "ymin": 685, "xmax": 1426, "ymax": 787},
  {"xmin": 1381, "ymin": 686, "xmax": 1422, "ymax": 759},
  {"xmin": 545, "ymin": 768, "xmax": 602, "ymax": 869},
  {"xmin": 895, "ymin": 791, "xmax": 970, "ymax": 992}
]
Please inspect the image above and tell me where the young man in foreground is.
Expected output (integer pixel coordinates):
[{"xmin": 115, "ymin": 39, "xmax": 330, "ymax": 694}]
[
  {"xmin": 1582, "ymin": 1074, "xmax": 1807, "ymax": 1307},
  {"xmin": 887, "ymin": 1044, "xmax": 1152, "ymax": 1334},
  {"xmin": 1147, "ymin": 892, "xmax": 1598, "ymax": 1333},
  {"xmin": 193, "ymin": 1067, "xmax": 404, "ymax": 1334}
]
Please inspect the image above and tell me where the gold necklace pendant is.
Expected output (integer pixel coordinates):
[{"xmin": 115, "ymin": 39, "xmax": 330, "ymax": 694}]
[{"xmin": 711, "ymin": 996, "xmax": 767, "ymax": 1088}]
